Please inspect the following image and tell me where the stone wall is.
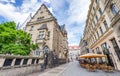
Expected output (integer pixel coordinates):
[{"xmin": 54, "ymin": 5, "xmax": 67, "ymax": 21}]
[
  {"xmin": 0, "ymin": 65, "xmax": 41, "ymax": 76},
  {"xmin": 0, "ymin": 55, "xmax": 43, "ymax": 76}
]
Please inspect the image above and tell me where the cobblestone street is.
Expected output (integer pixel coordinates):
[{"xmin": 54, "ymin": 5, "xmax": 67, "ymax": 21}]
[
  {"xmin": 59, "ymin": 61, "xmax": 120, "ymax": 76},
  {"xmin": 27, "ymin": 61, "xmax": 120, "ymax": 76}
]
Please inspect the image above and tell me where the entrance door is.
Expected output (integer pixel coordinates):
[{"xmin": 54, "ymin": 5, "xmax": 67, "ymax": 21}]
[
  {"xmin": 43, "ymin": 46, "xmax": 50, "ymax": 53},
  {"xmin": 43, "ymin": 46, "xmax": 50, "ymax": 68},
  {"xmin": 111, "ymin": 38, "xmax": 120, "ymax": 61},
  {"xmin": 101, "ymin": 43, "xmax": 114, "ymax": 67}
]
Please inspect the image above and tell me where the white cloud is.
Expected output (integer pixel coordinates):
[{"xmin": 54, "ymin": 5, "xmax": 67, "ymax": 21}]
[
  {"xmin": 0, "ymin": 0, "xmax": 15, "ymax": 3},
  {"xmin": 50, "ymin": 0, "xmax": 65, "ymax": 11},
  {"xmin": 0, "ymin": 0, "xmax": 52, "ymax": 26},
  {"xmin": 47, "ymin": 0, "xmax": 90, "ymax": 46},
  {"xmin": 66, "ymin": 0, "xmax": 90, "ymax": 46},
  {"xmin": 41, "ymin": 0, "xmax": 50, "ymax": 4},
  {"xmin": 0, "ymin": 0, "xmax": 90, "ymax": 46},
  {"xmin": 66, "ymin": 0, "xmax": 90, "ymax": 25}
]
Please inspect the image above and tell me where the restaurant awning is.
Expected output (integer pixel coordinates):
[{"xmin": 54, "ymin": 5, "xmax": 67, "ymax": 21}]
[{"xmin": 79, "ymin": 53, "xmax": 107, "ymax": 58}]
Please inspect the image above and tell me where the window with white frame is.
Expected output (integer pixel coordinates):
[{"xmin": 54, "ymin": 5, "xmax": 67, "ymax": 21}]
[
  {"xmin": 103, "ymin": 20, "xmax": 108, "ymax": 30},
  {"xmin": 96, "ymin": 47, "xmax": 100, "ymax": 53},
  {"xmin": 99, "ymin": 26, "xmax": 103, "ymax": 35},
  {"xmin": 30, "ymin": 34, "xmax": 32, "ymax": 38},
  {"xmin": 111, "ymin": 4, "xmax": 119, "ymax": 15},
  {"xmin": 96, "ymin": 15, "xmax": 98, "ymax": 21},
  {"xmin": 30, "ymin": 26, "xmax": 34, "ymax": 31},
  {"xmin": 39, "ymin": 31, "xmax": 45, "ymax": 39},
  {"xmin": 97, "ymin": 31, "xmax": 99, "ymax": 38},
  {"xmin": 34, "ymin": 49, "xmax": 40, "ymax": 56},
  {"xmin": 99, "ymin": 8, "xmax": 102, "ymax": 15}
]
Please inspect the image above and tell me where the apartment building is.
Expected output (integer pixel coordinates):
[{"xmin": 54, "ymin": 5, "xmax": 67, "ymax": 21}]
[
  {"xmin": 68, "ymin": 46, "xmax": 80, "ymax": 61},
  {"xmin": 80, "ymin": 0, "xmax": 120, "ymax": 70},
  {"xmin": 25, "ymin": 4, "xmax": 68, "ymax": 65}
]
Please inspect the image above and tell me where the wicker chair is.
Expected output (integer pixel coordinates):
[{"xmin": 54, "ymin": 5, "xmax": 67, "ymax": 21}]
[
  {"xmin": 92, "ymin": 64, "xmax": 98, "ymax": 71},
  {"xmin": 108, "ymin": 66, "xmax": 114, "ymax": 72},
  {"xmin": 85, "ymin": 64, "xmax": 93, "ymax": 71},
  {"xmin": 101, "ymin": 64, "xmax": 108, "ymax": 71}
]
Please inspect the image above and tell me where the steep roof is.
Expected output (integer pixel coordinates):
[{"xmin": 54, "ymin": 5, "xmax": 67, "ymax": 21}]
[
  {"xmin": 38, "ymin": 24, "xmax": 48, "ymax": 30},
  {"xmin": 60, "ymin": 24, "xmax": 67, "ymax": 34},
  {"xmin": 30, "ymin": 3, "xmax": 54, "ymax": 22}
]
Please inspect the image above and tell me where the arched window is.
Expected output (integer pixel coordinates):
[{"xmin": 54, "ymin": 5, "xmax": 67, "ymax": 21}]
[
  {"xmin": 43, "ymin": 46, "xmax": 50, "ymax": 53},
  {"xmin": 96, "ymin": 0, "xmax": 98, "ymax": 4},
  {"xmin": 111, "ymin": 4, "xmax": 118, "ymax": 15}
]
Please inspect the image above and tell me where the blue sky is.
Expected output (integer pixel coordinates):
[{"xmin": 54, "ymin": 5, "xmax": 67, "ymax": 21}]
[{"xmin": 0, "ymin": 0, "xmax": 90, "ymax": 46}]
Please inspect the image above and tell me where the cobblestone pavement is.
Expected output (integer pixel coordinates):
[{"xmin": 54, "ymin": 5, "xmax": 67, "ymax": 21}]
[
  {"xmin": 27, "ymin": 63, "xmax": 70, "ymax": 76},
  {"xmin": 59, "ymin": 61, "xmax": 120, "ymax": 76},
  {"xmin": 27, "ymin": 61, "xmax": 120, "ymax": 76}
]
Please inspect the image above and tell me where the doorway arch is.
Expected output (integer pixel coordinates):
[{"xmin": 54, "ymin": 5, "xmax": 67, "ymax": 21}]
[
  {"xmin": 43, "ymin": 45, "xmax": 50, "ymax": 68},
  {"xmin": 43, "ymin": 45, "xmax": 50, "ymax": 53}
]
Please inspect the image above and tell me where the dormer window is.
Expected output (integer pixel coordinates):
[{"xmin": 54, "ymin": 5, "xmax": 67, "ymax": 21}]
[{"xmin": 30, "ymin": 26, "xmax": 34, "ymax": 31}]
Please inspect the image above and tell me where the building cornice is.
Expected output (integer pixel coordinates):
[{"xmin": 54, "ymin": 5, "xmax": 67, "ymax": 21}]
[
  {"xmin": 26, "ymin": 17, "xmax": 56, "ymax": 26},
  {"xmin": 90, "ymin": 27, "xmax": 113, "ymax": 48}
]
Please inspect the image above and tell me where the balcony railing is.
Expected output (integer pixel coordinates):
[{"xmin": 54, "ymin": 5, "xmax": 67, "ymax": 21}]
[{"xmin": 36, "ymin": 38, "xmax": 46, "ymax": 44}]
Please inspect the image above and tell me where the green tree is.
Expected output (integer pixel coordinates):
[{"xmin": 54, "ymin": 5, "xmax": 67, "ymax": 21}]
[{"xmin": 0, "ymin": 21, "xmax": 38, "ymax": 56}]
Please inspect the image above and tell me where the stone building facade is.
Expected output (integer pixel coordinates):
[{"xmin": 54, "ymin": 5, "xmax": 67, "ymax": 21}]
[
  {"xmin": 25, "ymin": 4, "xmax": 68, "ymax": 65},
  {"xmin": 80, "ymin": 0, "xmax": 120, "ymax": 70},
  {"xmin": 68, "ymin": 46, "xmax": 80, "ymax": 61}
]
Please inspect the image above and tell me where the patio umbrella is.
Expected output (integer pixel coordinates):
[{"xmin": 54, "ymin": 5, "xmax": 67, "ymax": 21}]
[{"xmin": 79, "ymin": 53, "xmax": 107, "ymax": 58}]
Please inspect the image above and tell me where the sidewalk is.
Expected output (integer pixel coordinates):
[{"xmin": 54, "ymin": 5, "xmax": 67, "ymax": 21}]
[
  {"xmin": 27, "ymin": 61, "xmax": 120, "ymax": 76},
  {"xmin": 38, "ymin": 63, "xmax": 70, "ymax": 76},
  {"xmin": 27, "ymin": 62, "xmax": 71, "ymax": 76}
]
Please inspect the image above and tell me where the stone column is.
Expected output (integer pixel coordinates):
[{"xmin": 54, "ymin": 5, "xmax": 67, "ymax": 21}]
[
  {"xmin": 11, "ymin": 58, "xmax": 16, "ymax": 66},
  {"xmin": 20, "ymin": 59, "xmax": 24, "ymax": 66},
  {"xmin": 0, "ymin": 58, "xmax": 5, "ymax": 67},
  {"xmin": 34, "ymin": 59, "xmax": 37, "ymax": 64},
  {"xmin": 27, "ymin": 59, "xmax": 32, "ymax": 65}
]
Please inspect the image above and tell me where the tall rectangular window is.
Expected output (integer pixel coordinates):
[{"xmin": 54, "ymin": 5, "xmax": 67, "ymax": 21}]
[
  {"xmin": 96, "ymin": 47, "xmax": 100, "ymax": 53},
  {"xmin": 93, "ymin": 20, "xmax": 96, "ymax": 26},
  {"xmin": 111, "ymin": 4, "xmax": 119, "ymax": 16},
  {"xmin": 99, "ymin": 8, "xmax": 102, "ymax": 15},
  {"xmin": 39, "ymin": 31, "xmax": 45, "ymax": 39},
  {"xmin": 30, "ymin": 34, "xmax": 32, "ymax": 38},
  {"xmin": 96, "ymin": 0, "xmax": 98, "ymax": 4},
  {"xmin": 94, "ymin": 34, "xmax": 97, "ymax": 40},
  {"xmin": 93, "ymin": 7, "xmax": 95, "ymax": 12},
  {"xmin": 100, "ymin": 27, "xmax": 103, "ymax": 35},
  {"xmin": 30, "ymin": 26, "xmax": 34, "ymax": 31},
  {"xmin": 103, "ymin": 20, "xmax": 108, "ymax": 30},
  {"xmin": 96, "ymin": 15, "xmax": 98, "ymax": 21},
  {"xmin": 111, "ymin": 38, "xmax": 120, "ymax": 60},
  {"xmin": 97, "ymin": 31, "xmax": 99, "ymax": 38},
  {"xmin": 48, "ymin": 31, "xmax": 50, "ymax": 37},
  {"xmin": 101, "ymin": 43, "xmax": 109, "ymax": 54}
]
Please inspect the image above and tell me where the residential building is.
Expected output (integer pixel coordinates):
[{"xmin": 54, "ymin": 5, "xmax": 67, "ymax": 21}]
[
  {"xmin": 68, "ymin": 46, "xmax": 80, "ymax": 61},
  {"xmin": 25, "ymin": 4, "xmax": 68, "ymax": 65},
  {"xmin": 80, "ymin": 0, "xmax": 120, "ymax": 70}
]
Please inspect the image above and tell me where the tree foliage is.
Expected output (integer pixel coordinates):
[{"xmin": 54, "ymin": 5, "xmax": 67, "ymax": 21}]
[{"xmin": 0, "ymin": 21, "xmax": 38, "ymax": 55}]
